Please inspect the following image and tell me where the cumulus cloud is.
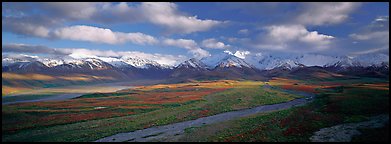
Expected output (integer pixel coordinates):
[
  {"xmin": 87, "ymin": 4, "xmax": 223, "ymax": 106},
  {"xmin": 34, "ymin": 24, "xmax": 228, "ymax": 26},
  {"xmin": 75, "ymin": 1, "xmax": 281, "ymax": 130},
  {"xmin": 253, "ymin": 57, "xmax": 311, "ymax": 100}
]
[
  {"xmin": 3, "ymin": 2, "xmax": 224, "ymax": 35},
  {"xmin": 296, "ymin": 2, "xmax": 361, "ymax": 26},
  {"xmin": 2, "ymin": 43, "xmax": 70, "ymax": 55},
  {"xmin": 255, "ymin": 25, "xmax": 334, "ymax": 51},
  {"xmin": 40, "ymin": 2, "xmax": 100, "ymax": 20},
  {"xmin": 163, "ymin": 38, "xmax": 210, "ymax": 58},
  {"xmin": 201, "ymin": 38, "xmax": 230, "ymax": 49},
  {"xmin": 2, "ymin": 16, "xmax": 56, "ymax": 38},
  {"xmin": 139, "ymin": 2, "xmax": 224, "ymax": 34},
  {"xmin": 52, "ymin": 25, "xmax": 158, "ymax": 45}
]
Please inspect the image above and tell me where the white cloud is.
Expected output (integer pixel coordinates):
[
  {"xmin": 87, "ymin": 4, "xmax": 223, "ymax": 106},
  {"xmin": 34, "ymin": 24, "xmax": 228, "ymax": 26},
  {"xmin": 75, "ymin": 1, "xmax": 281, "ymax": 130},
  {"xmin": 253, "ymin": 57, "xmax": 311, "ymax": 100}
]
[
  {"xmin": 300, "ymin": 31, "xmax": 334, "ymax": 45},
  {"xmin": 139, "ymin": 2, "xmax": 224, "ymax": 34},
  {"xmin": 3, "ymin": 2, "xmax": 224, "ymax": 36},
  {"xmin": 350, "ymin": 31, "xmax": 389, "ymax": 41},
  {"xmin": 238, "ymin": 29, "xmax": 249, "ymax": 35},
  {"xmin": 41, "ymin": 2, "xmax": 100, "ymax": 19},
  {"xmin": 375, "ymin": 16, "xmax": 389, "ymax": 22},
  {"xmin": 264, "ymin": 25, "xmax": 334, "ymax": 49},
  {"xmin": 350, "ymin": 46, "xmax": 389, "ymax": 55},
  {"xmin": 297, "ymin": 2, "xmax": 361, "ymax": 26},
  {"xmin": 347, "ymin": 16, "xmax": 389, "ymax": 56},
  {"xmin": 52, "ymin": 25, "xmax": 158, "ymax": 45},
  {"xmin": 350, "ymin": 16, "xmax": 389, "ymax": 44},
  {"xmin": 2, "ymin": 43, "xmax": 69, "ymax": 55},
  {"xmin": 45, "ymin": 2, "xmax": 224, "ymax": 34},
  {"xmin": 163, "ymin": 38, "xmax": 210, "ymax": 58},
  {"xmin": 2, "ymin": 17, "xmax": 51, "ymax": 37},
  {"xmin": 265, "ymin": 25, "xmax": 308, "ymax": 43},
  {"xmin": 201, "ymin": 38, "xmax": 230, "ymax": 49}
]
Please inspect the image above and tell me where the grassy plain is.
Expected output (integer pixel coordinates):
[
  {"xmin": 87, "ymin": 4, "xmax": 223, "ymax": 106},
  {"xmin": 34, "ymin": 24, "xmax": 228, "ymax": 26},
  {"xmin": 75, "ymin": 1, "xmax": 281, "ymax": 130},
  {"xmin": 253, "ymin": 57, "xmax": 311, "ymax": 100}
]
[
  {"xmin": 2, "ymin": 77, "xmax": 387, "ymax": 142},
  {"xmin": 179, "ymin": 77, "xmax": 389, "ymax": 142},
  {"xmin": 2, "ymin": 80, "xmax": 301, "ymax": 142}
]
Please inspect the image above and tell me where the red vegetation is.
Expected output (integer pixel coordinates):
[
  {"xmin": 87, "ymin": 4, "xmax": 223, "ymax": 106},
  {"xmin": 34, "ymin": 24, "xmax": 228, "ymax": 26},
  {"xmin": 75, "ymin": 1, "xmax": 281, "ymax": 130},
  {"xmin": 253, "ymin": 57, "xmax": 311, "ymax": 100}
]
[
  {"xmin": 5, "ymin": 84, "xmax": 230, "ymax": 132},
  {"xmin": 223, "ymin": 124, "xmax": 269, "ymax": 142},
  {"xmin": 281, "ymin": 85, "xmax": 319, "ymax": 93},
  {"xmin": 279, "ymin": 108, "xmax": 343, "ymax": 137}
]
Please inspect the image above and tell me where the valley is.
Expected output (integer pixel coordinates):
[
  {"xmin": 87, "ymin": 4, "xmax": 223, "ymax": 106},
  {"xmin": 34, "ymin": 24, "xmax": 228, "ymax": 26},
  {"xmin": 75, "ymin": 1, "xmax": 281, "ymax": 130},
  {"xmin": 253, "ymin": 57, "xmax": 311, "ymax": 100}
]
[
  {"xmin": 2, "ymin": 76, "xmax": 389, "ymax": 142},
  {"xmin": 2, "ymin": 50, "xmax": 389, "ymax": 142}
]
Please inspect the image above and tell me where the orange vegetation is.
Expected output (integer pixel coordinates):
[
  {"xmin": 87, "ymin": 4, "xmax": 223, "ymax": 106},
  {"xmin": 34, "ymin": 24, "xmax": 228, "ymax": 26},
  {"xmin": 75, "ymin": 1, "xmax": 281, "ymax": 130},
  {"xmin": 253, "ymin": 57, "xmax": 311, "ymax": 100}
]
[
  {"xmin": 58, "ymin": 74, "xmax": 115, "ymax": 81},
  {"xmin": 2, "ymin": 85, "xmax": 32, "ymax": 96},
  {"xmin": 133, "ymin": 80, "xmax": 237, "ymax": 91},
  {"xmin": 269, "ymin": 77, "xmax": 342, "ymax": 93},
  {"xmin": 118, "ymin": 105, "xmax": 160, "ymax": 109},
  {"xmin": 350, "ymin": 83, "xmax": 389, "ymax": 90},
  {"xmin": 2, "ymin": 72, "xmax": 114, "ymax": 82},
  {"xmin": 312, "ymin": 72, "xmax": 344, "ymax": 78},
  {"xmin": 5, "ymin": 80, "xmax": 234, "ymax": 132},
  {"xmin": 2, "ymin": 73, "xmax": 55, "ymax": 81}
]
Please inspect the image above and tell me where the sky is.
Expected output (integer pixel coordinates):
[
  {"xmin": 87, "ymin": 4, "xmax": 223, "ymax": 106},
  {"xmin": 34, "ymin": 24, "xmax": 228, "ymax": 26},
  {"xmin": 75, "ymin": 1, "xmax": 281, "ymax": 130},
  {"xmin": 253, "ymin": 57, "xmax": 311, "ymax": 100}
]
[{"xmin": 2, "ymin": 2, "xmax": 389, "ymax": 65}]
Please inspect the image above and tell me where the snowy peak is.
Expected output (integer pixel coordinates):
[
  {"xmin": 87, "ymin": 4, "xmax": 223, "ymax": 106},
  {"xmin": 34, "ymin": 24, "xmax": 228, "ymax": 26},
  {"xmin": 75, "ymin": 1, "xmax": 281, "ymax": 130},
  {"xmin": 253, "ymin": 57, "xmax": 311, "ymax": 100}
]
[
  {"xmin": 247, "ymin": 54, "xmax": 300, "ymax": 70},
  {"xmin": 216, "ymin": 55, "xmax": 253, "ymax": 68},
  {"xmin": 121, "ymin": 56, "xmax": 167, "ymax": 69},
  {"xmin": 201, "ymin": 52, "xmax": 253, "ymax": 69},
  {"xmin": 243, "ymin": 53, "xmax": 389, "ymax": 70},
  {"xmin": 177, "ymin": 58, "xmax": 207, "ymax": 69},
  {"xmin": 325, "ymin": 56, "xmax": 354, "ymax": 68},
  {"xmin": 98, "ymin": 57, "xmax": 132, "ymax": 68},
  {"xmin": 295, "ymin": 54, "xmax": 339, "ymax": 67},
  {"xmin": 39, "ymin": 58, "xmax": 65, "ymax": 67},
  {"xmin": 83, "ymin": 58, "xmax": 113, "ymax": 70},
  {"xmin": 2, "ymin": 54, "xmax": 37, "ymax": 66},
  {"xmin": 2, "ymin": 52, "xmax": 389, "ymax": 72},
  {"xmin": 352, "ymin": 53, "xmax": 389, "ymax": 67}
]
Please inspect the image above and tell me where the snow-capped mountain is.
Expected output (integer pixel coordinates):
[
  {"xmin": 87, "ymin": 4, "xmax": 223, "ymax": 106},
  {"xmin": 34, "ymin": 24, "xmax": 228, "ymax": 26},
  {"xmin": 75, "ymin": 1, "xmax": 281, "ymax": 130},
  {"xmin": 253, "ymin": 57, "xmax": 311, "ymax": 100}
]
[
  {"xmin": 351, "ymin": 53, "xmax": 389, "ymax": 67},
  {"xmin": 176, "ymin": 58, "xmax": 207, "ymax": 70},
  {"xmin": 216, "ymin": 55, "xmax": 253, "ymax": 68},
  {"xmin": 244, "ymin": 53, "xmax": 301, "ymax": 70},
  {"xmin": 2, "ymin": 52, "xmax": 389, "ymax": 74},
  {"xmin": 2, "ymin": 54, "xmax": 37, "ymax": 66},
  {"xmin": 242, "ymin": 52, "xmax": 389, "ymax": 70},
  {"xmin": 97, "ymin": 57, "xmax": 132, "ymax": 68},
  {"xmin": 201, "ymin": 52, "xmax": 253, "ymax": 69},
  {"xmin": 324, "ymin": 56, "xmax": 354, "ymax": 68},
  {"xmin": 39, "ymin": 58, "xmax": 65, "ymax": 67},
  {"xmin": 120, "ymin": 56, "xmax": 170, "ymax": 69}
]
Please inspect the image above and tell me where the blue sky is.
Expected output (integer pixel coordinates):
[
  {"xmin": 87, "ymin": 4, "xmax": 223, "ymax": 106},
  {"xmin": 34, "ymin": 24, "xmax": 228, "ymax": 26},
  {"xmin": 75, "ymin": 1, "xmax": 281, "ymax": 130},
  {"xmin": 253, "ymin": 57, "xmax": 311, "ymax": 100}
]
[{"xmin": 2, "ymin": 2, "xmax": 389, "ymax": 64}]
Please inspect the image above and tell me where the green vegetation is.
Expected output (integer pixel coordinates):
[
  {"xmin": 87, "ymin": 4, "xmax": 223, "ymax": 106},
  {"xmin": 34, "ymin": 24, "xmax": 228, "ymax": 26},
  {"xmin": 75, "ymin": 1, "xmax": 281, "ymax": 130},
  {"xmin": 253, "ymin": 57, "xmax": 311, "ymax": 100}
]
[
  {"xmin": 2, "ymin": 78, "xmax": 388, "ymax": 142},
  {"xmin": 178, "ymin": 78, "xmax": 389, "ymax": 142},
  {"xmin": 2, "ymin": 80, "xmax": 300, "ymax": 142},
  {"xmin": 2, "ymin": 93, "xmax": 59, "ymax": 103}
]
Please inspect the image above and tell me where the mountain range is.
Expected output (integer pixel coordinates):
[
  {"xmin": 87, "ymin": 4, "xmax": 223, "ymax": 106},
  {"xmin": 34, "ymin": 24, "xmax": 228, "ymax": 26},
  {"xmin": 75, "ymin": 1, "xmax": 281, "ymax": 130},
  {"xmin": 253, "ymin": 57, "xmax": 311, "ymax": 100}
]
[{"xmin": 2, "ymin": 52, "xmax": 389, "ymax": 81}]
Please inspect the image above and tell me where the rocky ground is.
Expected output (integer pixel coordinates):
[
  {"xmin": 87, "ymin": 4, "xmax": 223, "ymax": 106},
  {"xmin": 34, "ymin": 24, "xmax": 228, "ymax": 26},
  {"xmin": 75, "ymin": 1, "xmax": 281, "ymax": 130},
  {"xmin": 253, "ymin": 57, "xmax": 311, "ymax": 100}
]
[{"xmin": 310, "ymin": 114, "xmax": 389, "ymax": 142}]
